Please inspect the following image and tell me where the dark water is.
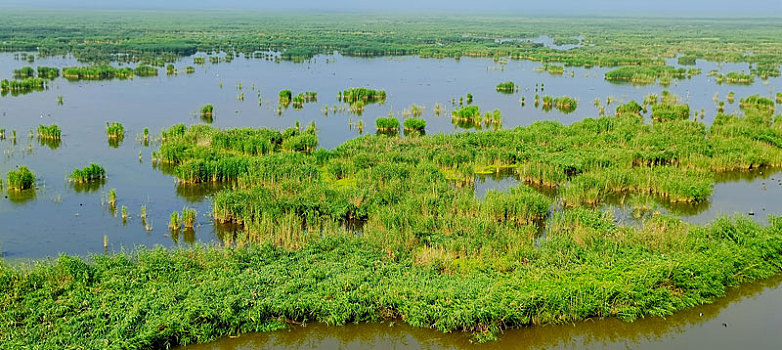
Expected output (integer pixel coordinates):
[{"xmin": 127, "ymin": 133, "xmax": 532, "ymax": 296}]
[
  {"xmin": 182, "ymin": 275, "xmax": 782, "ymax": 350},
  {"xmin": 0, "ymin": 52, "xmax": 779, "ymax": 258}
]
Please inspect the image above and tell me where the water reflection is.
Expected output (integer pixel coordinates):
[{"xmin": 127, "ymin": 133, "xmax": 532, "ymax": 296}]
[
  {"xmin": 171, "ymin": 227, "xmax": 197, "ymax": 245},
  {"xmin": 473, "ymin": 167, "xmax": 782, "ymax": 225},
  {"xmin": 176, "ymin": 182, "xmax": 232, "ymax": 203},
  {"xmin": 37, "ymin": 136, "xmax": 61, "ymax": 150},
  {"xmin": 6, "ymin": 189, "xmax": 35, "ymax": 204},
  {"xmin": 70, "ymin": 178, "xmax": 106, "ymax": 193}
]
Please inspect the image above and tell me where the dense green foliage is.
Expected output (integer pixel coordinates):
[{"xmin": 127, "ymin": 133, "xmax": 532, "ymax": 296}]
[
  {"xmin": 3, "ymin": 98, "xmax": 782, "ymax": 347},
  {"xmin": 710, "ymin": 70, "xmax": 754, "ymax": 85},
  {"xmin": 2, "ymin": 10, "xmax": 782, "ymax": 348},
  {"xmin": 553, "ymin": 96, "xmax": 578, "ymax": 113},
  {"xmin": 7, "ymin": 166, "xmax": 35, "ymax": 191},
  {"xmin": 375, "ymin": 117, "xmax": 400, "ymax": 131},
  {"xmin": 156, "ymin": 123, "xmax": 318, "ymax": 183},
  {"xmin": 495, "ymin": 81, "xmax": 517, "ymax": 92},
  {"xmin": 0, "ymin": 11, "xmax": 779, "ymax": 75},
  {"xmin": 403, "ymin": 118, "xmax": 427, "ymax": 132},
  {"xmin": 106, "ymin": 122, "xmax": 125, "ymax": 139},
  {"xmin": 2, "ymin": 215, "xmax": 782, "ymax": 347},
  {"xmin": 677, "ymin": 55, "xmax": 697, "ymax": 65},
  {"xmin": 12, "ymin": 66, "xmax": 34, "ymax": 78},
  {"xmin": 605, "ymin": 66, "xmax": 690, "ymax": 85},
  {"xmin": 615, "ymin": 101, "xmax": 643, "ymax": 116},
  {"xmin": 148, "ymin": 98, "xmax": 782, "ymax": 245},
  {"xmin": 291, "ymin": 92, "xmax": 317, "ymax": 109},
  {"xmin": 1, "ymin": 77, "xmax": 46, "ymax": 95},
  {"xmin": 200, "ymin": 104, "xmax": 214, "ymax": 118},
  {"xmin": 62, "ymin": 65, "xmax": 133, "ymax": 80},
  {"xmin": 69, "ymin": 163, "xmax": 107, "ymax": 183},
  {"xmin": 652, "ymin": 104, "xmax": 690, "ymax": 122},
  {"xmin": 133, "ymin": 64, "xmax": 158, "ymax": 77},
  {"xmin": 36, "ymin": 124, "xmax": 61, "ymax": 140}
]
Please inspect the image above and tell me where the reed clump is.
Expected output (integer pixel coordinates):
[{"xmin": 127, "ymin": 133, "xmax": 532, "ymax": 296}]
[
  {"xmin": 69, "ymin": 163, "xmax": 107, "ymax": 183},
  {"xmin": 7, "ymin": 166, "xmax": 35, "ymax": 191},
  {"xmin": 375, "ymin": 117, "xmax": 400, "ymax": 131},
  {"xmin": 37, "ymin": 124, "xmax": 61, "ymax": 140},
  {"xmin": 106, "ymin": 122, "xmax": 125, "ymax": 139}
]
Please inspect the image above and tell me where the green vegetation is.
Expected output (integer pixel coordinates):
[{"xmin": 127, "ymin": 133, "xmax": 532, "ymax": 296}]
[
  {"xmin": 553, "ymin": 96, "xmax": 578, "ymax": 113},
  {"xmin": 403, "ymin": 118, "xmax": 426, "ymax": 132},
  {"xmin": 36, "ymin": 124, "xmax": 61, "ymax": 140},
  {"xmin": 539, "ymin": 64, "xmax": 564, "ymax": 75},
  {"xmin": 106, "ymin": 122, "xmax": 125, "ymax": 139},
  {"xmin": 605, "ymin": 66, "xmax": 688, "ymax": 85},
  {"xmin": 200, "ymin": 104, "xmax": 214, "ymax": 118},
  {"xmin": 4, "ymin": 97, "xmax": 782, "ymax": 346},
  {"xmin": 279, "ymin": 89, "xmax": 292, "ymax": 107},
  {"xmin": 182, "ymin": 208, "xmax": 197, "ymax": 228},
  {"xmin": 69, "ymin": 163, "xmax": 107, "ymax": 183},
  {"xmin": 615, "ymin": 101, "xmax": 643, "ymax": 117},
  {"xmin": 291, "ymin": 92, "xmax": 317, "ymax": 109},
  {"xmin": 1, "ymin": 77, "xmax": 46, "ymax": 95},
  {"xmin": 340, "ymin": 88, "xmax": 386, "ymax": 112},
  {"xmin": 2, "ymin": 214, "xmax": 782, "ymax": 347},
  {"xmin": 7, "ymin": 166, "xmax": 35, "ymax": 191},
  {"xmin": 3, "ymin": 11, "xmax": 782, "ymax": 349},
  {"xmin": 37, "ymin": 66, "xmax": 60, "ymax": 79},
  {"xmin": 711, "ymin": 71, "xmax": 754, "ymax": 85},
  {"xmin": 540, "ymin": 96, "xmax": 578, "ymax": 113},
  {"xmin": 495, "ymin": 81, "xmax": 517, "ymax": 93},
  {"xmin": 0, "ymin": 11, "xmax": 779, "ymax": 72},
  {"xmin": 62, "ymin": 65, "xmax": 133, "ymax": 80},
  {"xmin": 169, "ymin": 211, "xmax": 181, "ymax": 230},
  {"xmin": 375, "ymin": 117, "xmax": 400, "ymax": 131},
  {"xmin": 185, "ymin": 66, "xmax": 195, "ymax": 74},
  {"xmin": 652, "ymin": 103, "xmax": 690, "ymax": 123},
  {"xmin": 12, "ymin": 66, "xmax": 34, "ymax": 78},
  {"xmin": 157, "ymin": 123, "xmax": 318, "ymax": 183},
  {"xmin": 134, "ymin": 64, "xmax": 158, "ymax": 77},
  {"xmin": 108, "ymin": 189, "xmax": 117, "ymax": 209},
  {"xmin": 739, "ymin": 95, "xmax": 775, "ymax": 117},
  {"xmin": 677, "ymin": 55, "xmax": 696, "ymax": 65}
]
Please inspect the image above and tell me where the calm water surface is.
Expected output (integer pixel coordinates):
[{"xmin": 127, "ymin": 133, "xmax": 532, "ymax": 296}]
[{"xmin": 0, "ymin": 52, "xmax": 779, "ymax": 259}]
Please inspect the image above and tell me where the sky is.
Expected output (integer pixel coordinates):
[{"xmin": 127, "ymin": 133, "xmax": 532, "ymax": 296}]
[{"xmin": 1, "ymin": 0, "xmax": 780, "ymax": 16}]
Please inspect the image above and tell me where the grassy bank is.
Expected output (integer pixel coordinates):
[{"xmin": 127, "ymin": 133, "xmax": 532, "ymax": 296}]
[{"xmin": 1, "ymin": 214, "xmax": 781, "ymax": 348}]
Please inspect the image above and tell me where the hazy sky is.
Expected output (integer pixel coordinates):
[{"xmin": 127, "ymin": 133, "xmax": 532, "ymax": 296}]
[{"xmin": 2, "ymin": 0, "xmax": 781, "ymax": 15}]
